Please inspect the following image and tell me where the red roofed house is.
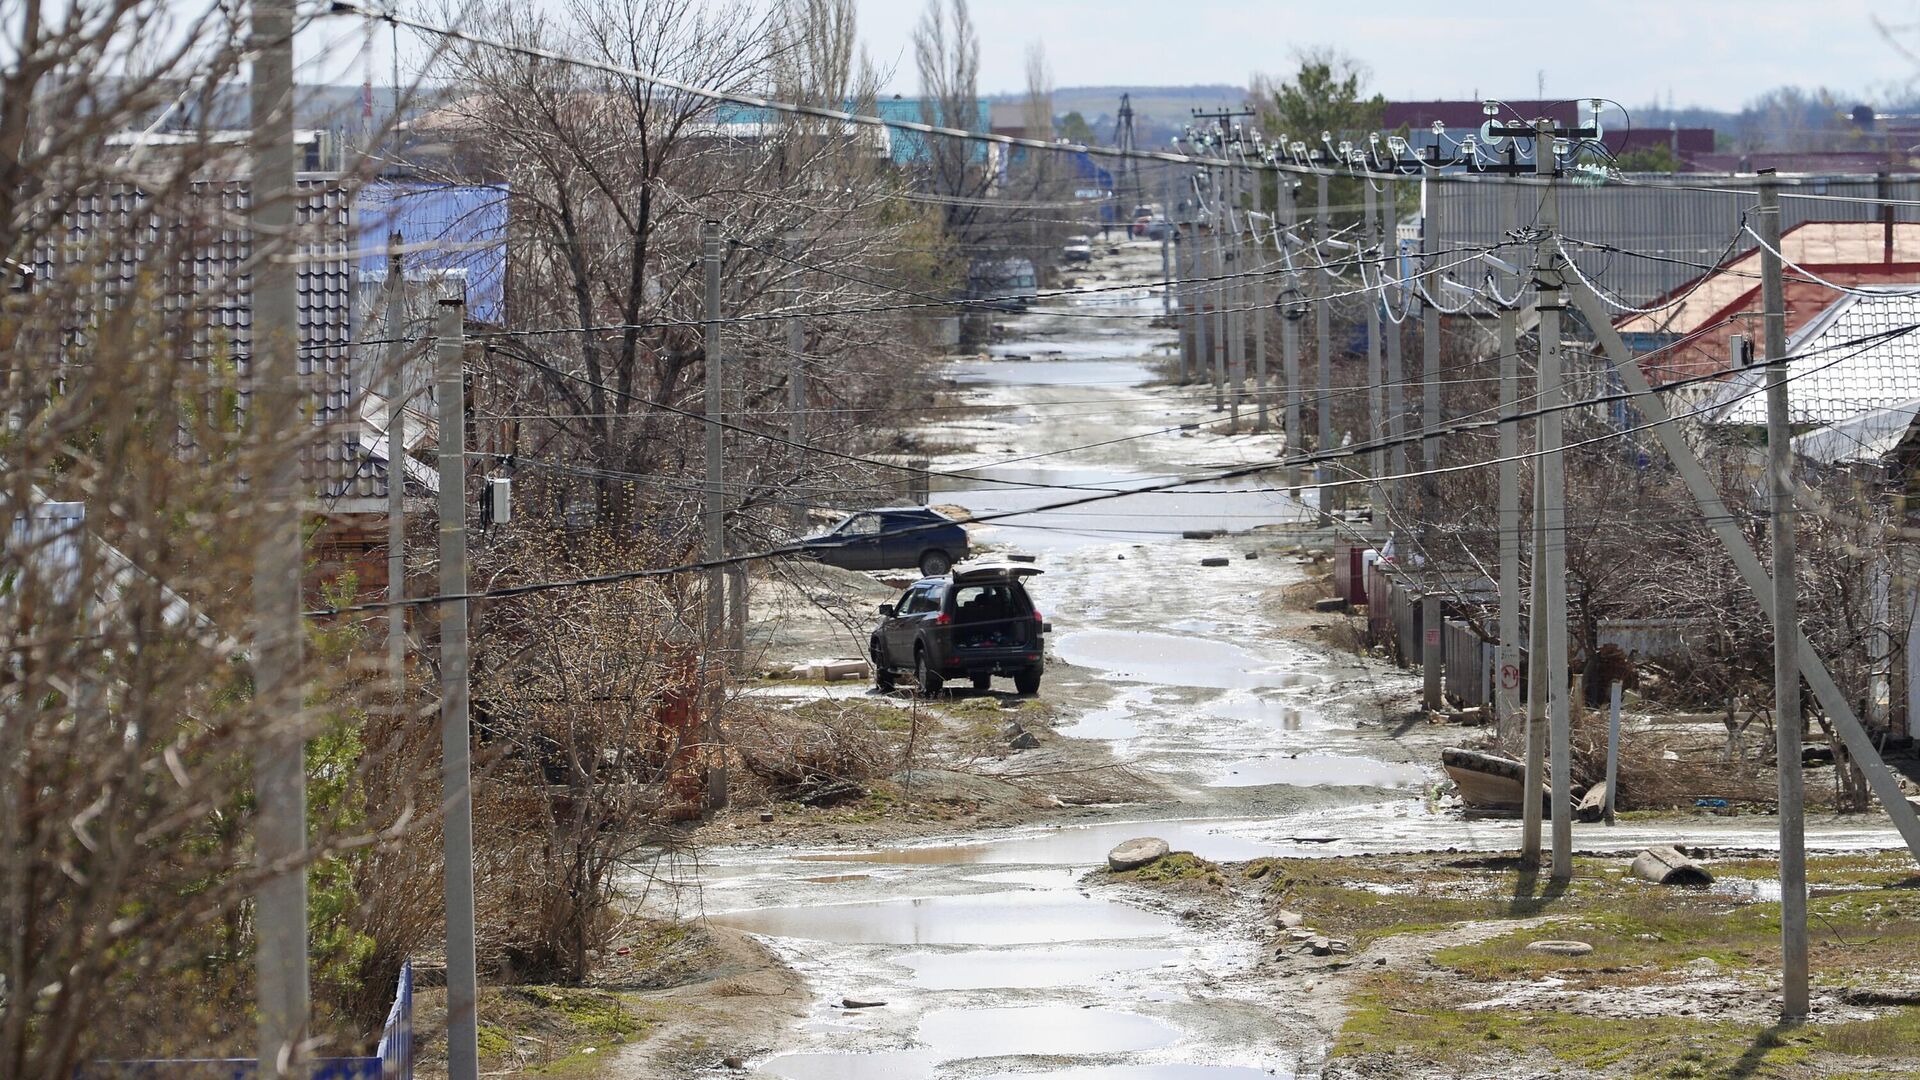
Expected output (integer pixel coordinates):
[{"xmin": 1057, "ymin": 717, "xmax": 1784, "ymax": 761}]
[{"xmin": 1613, "ymin": 221, "xmax": 1920, "ymax": 385}]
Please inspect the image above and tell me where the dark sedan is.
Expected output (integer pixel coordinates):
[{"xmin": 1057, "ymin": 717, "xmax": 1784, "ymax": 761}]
[{"xmin": 793, "ymin": 506, "xmax": 969, "ymax": 578}]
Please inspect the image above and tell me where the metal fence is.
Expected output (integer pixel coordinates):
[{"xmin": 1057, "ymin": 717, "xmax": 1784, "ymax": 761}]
[
  {"xmin": 84, "ymin": 960, "xmax": 413, "ymax": 1080},
  {"xmin": 1444, "ymin": 618, "xmax": 1495, "ymax": 710},
  {"xmin": 1430, "ymin": 173, "xmax": 1920, "ymax": 308}
]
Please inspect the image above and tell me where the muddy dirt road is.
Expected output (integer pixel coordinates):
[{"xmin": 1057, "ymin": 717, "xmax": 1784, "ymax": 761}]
[{"xmin": 673, "ymin": 242, "xmax": 1906, "ymax": 1080}]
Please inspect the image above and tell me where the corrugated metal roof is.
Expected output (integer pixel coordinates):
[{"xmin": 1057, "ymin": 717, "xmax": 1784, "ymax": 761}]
[{"xmin": 1702, "ymin": 287, "xmax": 1920, "ymax": 427}]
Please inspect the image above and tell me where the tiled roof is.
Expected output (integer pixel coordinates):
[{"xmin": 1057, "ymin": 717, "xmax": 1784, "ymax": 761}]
[
  {"xmin": 31, "ymin": 180, "xmax": 375, "ymax": 502},
  {"xmin": 1702, "ymin": 288, "xmax": 1920, "ymax": 427}
]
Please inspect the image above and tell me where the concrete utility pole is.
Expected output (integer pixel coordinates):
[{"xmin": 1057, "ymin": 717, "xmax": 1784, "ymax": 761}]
[
  {"xmin": 1497, "ymin": 305, "xmax": 1522, "ymax": 746},
  {"xmin": 701, "ymin": 220, "xmax": 729, "ymax": 811},
  {"xmin": 434, "ymin": 296, "xmax": 480, "ymax": 1080},
  {"xmin": 1226, "ymin": 164, "xmax": 1244, "ymax": 432},
  {"xmin": 1251, "ymin": 159, "xmax": 1269, "ymax": 434},
  {"xmin": 1420, "ymin": 247, "xmax": 1442, "ymax": 713},
  {"xmin": 1363, "ymin": 180, "xmax": 1384, "ymax": 528},
  {"xmin": 1210, "ymin": 168, "xmax": 1227, "ymax": 412},
  {"xmin": 1160, "ymin": 169, "xmax": 1174, "ymax": 320},
  {"xmin": 249, "ymin": 0, "xmax": 309, "ymax": 1069},
  {"xmin": 1759, "ymin": 172, "xmax": 1810, "ymax": 1020},
  {"xmin": 1280, "ymin": 178, "xmax": 1303, "ymax": 496},
  {"xmin": 1522, "ymin": 454, "xmax": 1547, "ymax": 867},
  {"xmin": 786, "ymin": 231, "xmax": 807, "ymax": 530},
  {"xmin": 385, "ymin": 235, "xmax": 408, "ymax": 705},
  {"xmin": 1175, "ymin": 168, "xmax": 1190, "ymax": 382},
  {"xmin": 1534, "ymin": 119, "xmax": 1574, "ymax": 883},
  {"xmin": 1314, "ymin": 172, "xmax": 1333, "ymax": 505},
  {"xmin": 1383, "ymin": 183, "xmax": 1408, "ymax": 550}
]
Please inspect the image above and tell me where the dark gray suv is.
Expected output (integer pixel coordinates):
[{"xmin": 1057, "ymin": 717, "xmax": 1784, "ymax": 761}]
[{"xmin": 871, "ymin": 563, "xmax": 1049, "ymax": 695}]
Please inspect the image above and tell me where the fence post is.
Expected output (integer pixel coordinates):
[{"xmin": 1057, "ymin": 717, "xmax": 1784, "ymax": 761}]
[{"xmin": 1606, "ymin": 680, "xmax": 1622, "ymax": 825}]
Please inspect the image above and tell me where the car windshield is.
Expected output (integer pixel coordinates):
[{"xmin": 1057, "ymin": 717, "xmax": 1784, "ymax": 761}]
[{"xmin": 951, "ymin": 583, "xmax": 1028, "ymax": 623}]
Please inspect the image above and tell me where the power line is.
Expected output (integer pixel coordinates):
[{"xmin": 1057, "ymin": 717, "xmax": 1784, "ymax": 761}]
[{"xmin": 304, "ymin": 319, "xmax": 1917, "ymax": 618}]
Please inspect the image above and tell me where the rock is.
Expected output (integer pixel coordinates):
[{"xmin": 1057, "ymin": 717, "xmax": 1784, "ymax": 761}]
[
  {"xmin": 758, "ymin": 812, "xmax": 774, "ymax": 823},
  {"xmin": 1274, "ymin": 909, "xmax": 1305, "ymax": 929},
  {"xmin": 1183, "ymin": 529, "xmax": 1223, "ymax": 539},
  {"xmin": 1525, "ymin": 940, "xmax": 1594, "ymax": 956},
  {"xmin": 841, "ymin": 998, "xmax": 886, "ymax": 1009},
  {"xmin": 1245, "ymin": 552, "xmax": 1260, "ymax": 560},
  {"xmin": 1630, "ymin": 846, "xmax": 1714, "ymax": 886},
  {"xmin": 1308, "ymin": 936, "xmax": 1334, "ymax": 956},
  {"xmin": 1575, "ymin": 780, "xmax": 1612, "ymax": 823},
  {"xmin": 1328, "ymin": 939, "xmax": 1351, "ymax": 954},
  {"xmin": 1009, "ymin": 730, "xmax": 1041, "ymax": 750},
  {"xmin": 1287, "ymin": 928, "xmax": 1316, "ymax": 942},
  {"xmin": 1107, "ymin": 836, "xmax": 1171, "ymax": 871},
  {"xmin": 1200, "ymin": 557, "xmax": 1231, "ymax": 567},
  {"xmin": 1313, "ymin": 597, "xmax": 1349, "ymax": 613},
  {"xmin": 722, "ymin": 1057, "xmax": 745, "ymax": 1071}
]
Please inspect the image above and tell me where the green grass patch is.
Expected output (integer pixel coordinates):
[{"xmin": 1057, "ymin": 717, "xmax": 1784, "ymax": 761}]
[
  {"xmin": 1336, "ymin": 975, "xmax": 1823, "ymax": 1077},
  {"xmin": 1116, "ymin": 852, "xmax": 1228, "ymax": 888}
]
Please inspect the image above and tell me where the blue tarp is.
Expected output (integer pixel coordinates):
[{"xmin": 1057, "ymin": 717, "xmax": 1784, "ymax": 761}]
[{"xmin": 358, "ymin": 184, "xmax": 508, "ymax": 324}]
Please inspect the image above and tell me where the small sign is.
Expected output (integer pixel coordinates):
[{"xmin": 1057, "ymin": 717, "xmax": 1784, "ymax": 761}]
[
  {"xmin": 1424, "ymin": 628, "xmax": 1441, "ymax": 647},
  {"xmin": 1500, "ymin": 663, "xmax": 1522, "ymax": 691}
]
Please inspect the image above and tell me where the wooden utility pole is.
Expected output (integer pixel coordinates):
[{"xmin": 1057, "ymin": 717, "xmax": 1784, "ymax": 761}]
[
  {"xmin": 701, "ymin": 220, "xmax": 729, "ymax": 811},
  {"xmin": 249, "ymin": 0, "xmax": 309, "ymax": 1069},
  {"xmin": 434, "ymin": 297, "xmax": 479, "ymax": 1080},
  {"xmin": 786, "ymin": 231, "xmax": 807, "ymax": 530},
  {"xmin": 1759, "ymin": 171, "xmax": 1810, "ymax": 1020}
]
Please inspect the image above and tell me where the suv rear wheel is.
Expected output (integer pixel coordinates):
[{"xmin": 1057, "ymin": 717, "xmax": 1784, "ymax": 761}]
[
  {"xmin": 1014, "ymin": 666, "xmax": 1041, "ymax": 696},
  {"xmin": 919, "ymin": 549, "xmax": 952, "ymax": 577},
  {"xmin": 915, "ymin": 647, "xmax": 944, "ymax": 696}
]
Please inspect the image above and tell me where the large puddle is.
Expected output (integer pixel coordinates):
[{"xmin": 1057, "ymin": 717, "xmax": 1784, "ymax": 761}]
[
  {"xmin": 894, "ymin": 945, "xmax": 1184, "ymax": 989},
  {"xmin": 920, "ymin": 1005, "xmax": 1180, "ymax": 1057},
  {"xmin": 790, "ymin": 818, "xmax": 1295, "ymax": 866},
  {"xmin": 708, "ymin": 890, "xmax": 1176, "ymax": 944},
  {"xmin": 1209, "ymin": 753, "xmax": 1428, "ymax": 789},
  {"xmin": 983, "ymin": 1060, "xmax": 1282, "ymax": 1068},
  {"xmin": 1054, "ymin": 631, "xmax": 1324, "ymax": 691},
  {"xmin": 757, "ymin": 1050, "xmax": 937, "ymax": 1080}
]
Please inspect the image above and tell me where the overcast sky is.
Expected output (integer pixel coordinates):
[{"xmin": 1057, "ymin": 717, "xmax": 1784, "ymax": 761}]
[{"xmin": 301, "ymin": 0, "xmax": 1920, "ymax": 113}]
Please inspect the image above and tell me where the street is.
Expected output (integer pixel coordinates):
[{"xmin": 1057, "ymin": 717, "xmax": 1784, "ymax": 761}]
[{"xmin": 691, "ymin": 242, "xmax": 1908, "ymax": 1079}]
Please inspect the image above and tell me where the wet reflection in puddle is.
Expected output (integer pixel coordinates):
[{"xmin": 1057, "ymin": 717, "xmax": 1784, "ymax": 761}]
[
  {"xmin": 1205, "ymin": 694, "xmax": 1333, "ymax": 732},
  {"xmin": 1059, "ymin": 691, "xmax": 1151, "ymax": 740},
  {"xmin": 894, "ymin": 945, "xmax": 1183, "ymax": 989},
  {"xmin": 710, "ymin": 891, "xmax": 1175, "ymax": 944},
  {"xmin": 920, "ymin": 1006, "xmax": 1179, "ymax": 1057},
  {"xmin": 1210, "ymin": 754, "xmax": 1427, "ymax": 789},
  {"xmin": 800, "ymin": 873, "xmax": 869, "ymax": 884},
  {"xmin": 1054, "ymin": 631, "xmax": 1324, "ymax": 690},
  {"xmin": 792, "ymin": 818, "xmax": 1290, "ymax": 866},
  {"xmin": 977, "ymin": 1066, "xmax": 1282, "ymax": 1079},
  {"xmin": 757, "ymin": 1050, "xmax": 936, "ymax": 1080}
]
